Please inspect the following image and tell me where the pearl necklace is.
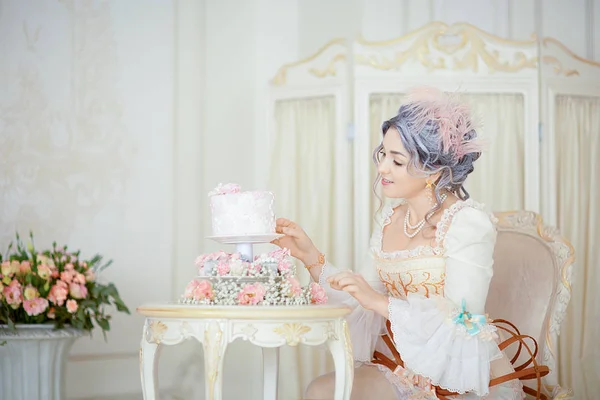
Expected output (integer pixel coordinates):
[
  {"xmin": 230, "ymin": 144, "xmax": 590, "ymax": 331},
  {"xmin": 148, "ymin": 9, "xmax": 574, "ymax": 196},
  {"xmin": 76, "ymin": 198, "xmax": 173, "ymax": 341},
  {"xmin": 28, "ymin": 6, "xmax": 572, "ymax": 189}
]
[{"xmin": 403, "ymin": 194, "xmax": 447, "ymax": 238}]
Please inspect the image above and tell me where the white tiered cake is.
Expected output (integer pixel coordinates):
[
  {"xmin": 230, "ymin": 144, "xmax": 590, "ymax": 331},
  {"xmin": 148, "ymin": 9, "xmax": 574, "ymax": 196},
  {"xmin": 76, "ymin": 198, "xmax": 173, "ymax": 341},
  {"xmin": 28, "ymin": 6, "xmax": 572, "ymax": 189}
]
[
  {"xmin": 209, "ymin": 183, "xmax": 276, "ymax": 237},
  {"xmin": 179, "ymin": 183, "xmax": 327, "ymax": 306}
]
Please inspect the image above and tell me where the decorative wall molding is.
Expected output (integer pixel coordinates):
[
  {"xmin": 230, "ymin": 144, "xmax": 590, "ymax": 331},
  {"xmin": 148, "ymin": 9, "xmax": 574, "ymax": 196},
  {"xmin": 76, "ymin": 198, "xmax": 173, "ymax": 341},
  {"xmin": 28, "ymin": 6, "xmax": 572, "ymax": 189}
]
[{"xmin": 0, "ymin": 0, "xmax": 132, "ymax": 246}]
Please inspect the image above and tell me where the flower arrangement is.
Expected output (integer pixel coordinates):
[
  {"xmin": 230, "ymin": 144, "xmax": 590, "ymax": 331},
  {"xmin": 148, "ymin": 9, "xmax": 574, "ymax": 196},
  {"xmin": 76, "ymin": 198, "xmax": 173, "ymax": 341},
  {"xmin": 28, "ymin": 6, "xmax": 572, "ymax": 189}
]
[
  {"xmin": 181, "ymin": 248, "xmax": 327, "ymax": 306},
  {"xmin": 0, "ymin": 232, "xmax": 130, "ymax": 337}
]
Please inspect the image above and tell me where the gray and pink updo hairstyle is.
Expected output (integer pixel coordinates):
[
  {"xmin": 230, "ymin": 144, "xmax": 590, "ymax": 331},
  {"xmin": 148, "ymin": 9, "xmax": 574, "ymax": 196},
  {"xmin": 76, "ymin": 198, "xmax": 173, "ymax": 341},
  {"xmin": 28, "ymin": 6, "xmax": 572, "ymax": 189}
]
[{"xmin": 373, "ymin": 87, "xmax": 484, "ymax": 208}]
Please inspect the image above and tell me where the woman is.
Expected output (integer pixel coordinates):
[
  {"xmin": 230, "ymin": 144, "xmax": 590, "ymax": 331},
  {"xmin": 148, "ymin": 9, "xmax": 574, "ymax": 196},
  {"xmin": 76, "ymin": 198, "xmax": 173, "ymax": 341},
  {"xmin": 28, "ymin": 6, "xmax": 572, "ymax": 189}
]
[{"xmin": 272, "ymin": 87, "xmax": 526, "ymax": 399}]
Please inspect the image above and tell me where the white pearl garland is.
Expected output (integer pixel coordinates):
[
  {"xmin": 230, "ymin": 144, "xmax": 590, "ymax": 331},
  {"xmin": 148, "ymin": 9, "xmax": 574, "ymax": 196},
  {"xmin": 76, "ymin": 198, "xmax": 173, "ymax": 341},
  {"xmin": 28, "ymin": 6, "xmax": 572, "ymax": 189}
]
[{"xmin": 403, "ymin": 193, "xmax": 447, "ymax": 238}]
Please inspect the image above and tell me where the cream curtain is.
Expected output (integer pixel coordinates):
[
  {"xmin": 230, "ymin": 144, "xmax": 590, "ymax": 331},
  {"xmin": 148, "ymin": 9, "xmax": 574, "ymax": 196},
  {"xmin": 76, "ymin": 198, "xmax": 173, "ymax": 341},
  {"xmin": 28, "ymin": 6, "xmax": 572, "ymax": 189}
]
[
  {"xmin": 555, "ymin": 95, "xmax": 600, "ymax": 399},
  {"xmin": 269, "ymin": 96, "xmax": 352, "ymax": 399},
  {"xmin": 368, "ymin": 92, "xmax": 525, "ymax": 231}
]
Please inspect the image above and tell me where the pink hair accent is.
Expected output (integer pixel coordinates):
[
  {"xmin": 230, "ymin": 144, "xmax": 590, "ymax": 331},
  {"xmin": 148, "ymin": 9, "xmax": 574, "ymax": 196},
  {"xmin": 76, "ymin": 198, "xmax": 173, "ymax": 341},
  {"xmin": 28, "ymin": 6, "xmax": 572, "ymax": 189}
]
[{"xmin": 401, "ymin": 86, "xmax": 484, "ymax": 160}]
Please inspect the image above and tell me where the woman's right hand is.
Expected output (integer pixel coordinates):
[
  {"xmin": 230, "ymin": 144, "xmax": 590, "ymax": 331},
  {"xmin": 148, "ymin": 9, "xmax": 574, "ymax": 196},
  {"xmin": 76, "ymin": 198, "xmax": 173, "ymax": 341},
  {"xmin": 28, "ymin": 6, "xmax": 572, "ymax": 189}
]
[{"xmin": 271, "ymin": 218, "xmax": 321, "ymax": 266}]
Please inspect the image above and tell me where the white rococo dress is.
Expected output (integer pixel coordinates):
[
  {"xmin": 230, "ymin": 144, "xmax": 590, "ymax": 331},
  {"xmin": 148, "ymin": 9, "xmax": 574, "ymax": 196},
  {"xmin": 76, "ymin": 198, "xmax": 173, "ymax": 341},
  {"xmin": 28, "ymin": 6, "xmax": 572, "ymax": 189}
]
[{"xmin": 318, "ymin": 198, "xmax": 526, "ymax": 399}]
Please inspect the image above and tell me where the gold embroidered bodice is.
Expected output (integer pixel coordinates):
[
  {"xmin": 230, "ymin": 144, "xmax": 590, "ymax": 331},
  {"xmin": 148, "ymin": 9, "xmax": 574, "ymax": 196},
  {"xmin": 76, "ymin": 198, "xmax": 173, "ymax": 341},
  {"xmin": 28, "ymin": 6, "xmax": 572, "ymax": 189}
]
[{"xmin": 370, "ymin": 200, "xmax": 473, "ymax": 301}]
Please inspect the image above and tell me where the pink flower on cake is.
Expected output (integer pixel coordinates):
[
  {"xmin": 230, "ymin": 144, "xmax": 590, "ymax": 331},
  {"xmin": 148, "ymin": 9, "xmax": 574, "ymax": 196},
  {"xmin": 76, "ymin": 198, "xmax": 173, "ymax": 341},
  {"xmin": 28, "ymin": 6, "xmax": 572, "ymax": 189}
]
[
  {"xmin": 208, "ymin": 183, "xmax": 241, "ymax": 197},
  {"xmin": 193, "ymin": 280, "xmax": 214, "ymax": 300},
  {"xmin": 278, "ymin": 259, "xmax": 292, "ymax": 274},
  {"xmin": 195, "ymin": 250, "xmax": 229, "ymax": 268},
  {"xmin": 237, "ymin": 283, "xmax": 266, "ymax": 305},
  {"xmin": 184, "ymin": 279, "xmax": 214, "ymax": 300},
  {"xmin": 267, "ymin": 248, "xmax": 291, "ymax": 261},
  {"xmin": 216, "ymin": 261, "xmax": 230, "ymax": 276},
  {"xmin": 287, "ymin": 277, "xmax": 302, "ymax": 296},
  {"xmin": 24, "ymin": 297, "xmax": 49, "ymax": 316},
  {"xmin": 310, "ymin": 283, "xmax": 327, "ymax": 304},
  {"xmin": 66, "ymin": 299, "xmax": 78, "ymax": 313}
]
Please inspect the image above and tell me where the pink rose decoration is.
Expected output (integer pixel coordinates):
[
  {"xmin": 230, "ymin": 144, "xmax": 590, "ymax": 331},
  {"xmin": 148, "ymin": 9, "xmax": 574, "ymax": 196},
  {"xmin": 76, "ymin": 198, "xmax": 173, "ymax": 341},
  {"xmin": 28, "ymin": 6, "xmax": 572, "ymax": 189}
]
[
  {"xmin": 24, "ymin": 297, "xmax": 49, "ymax": 316},
  {"xmin": 69, "ymin": 283, "xmax": 88, "ymax": 299},
  {"xmin": 310, "ymin": 283, "xmax": 327, "ymax": 304},
  {"xmin": 195, "ymin": 251, "xmax": 229, "ymax": 269},
  {"xmin": 66, "ymin": 299, "xmax": 78, "ymax": 313},
  {"xmin": 287, "ymin": 277, "xmax": 302, "ymax": 296},
  {"xmin": 208, "ymin": 183, "xmax": 241, "ymax": 197},
  {"xmin": 237, "ymin": 283, "xmax": 266, "ymax": 305},
  {"xmin": 216, "ymin": 261, "xmax": 230, "ymax": 276},
  {"xmin": 184, "ymin": 280, "xmax": 214, "ymax": 301},
  {"xmin": 278, "ymin": 259, "xmax": 292, "ymax": 274}
]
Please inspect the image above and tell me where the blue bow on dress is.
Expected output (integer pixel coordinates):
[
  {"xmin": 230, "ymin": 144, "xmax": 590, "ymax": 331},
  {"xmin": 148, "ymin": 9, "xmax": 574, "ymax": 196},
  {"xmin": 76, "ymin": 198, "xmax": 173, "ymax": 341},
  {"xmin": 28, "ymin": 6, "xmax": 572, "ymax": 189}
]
[{"xmin": 452, "ymin": 299, "xmax": 488, "ymax": 336}]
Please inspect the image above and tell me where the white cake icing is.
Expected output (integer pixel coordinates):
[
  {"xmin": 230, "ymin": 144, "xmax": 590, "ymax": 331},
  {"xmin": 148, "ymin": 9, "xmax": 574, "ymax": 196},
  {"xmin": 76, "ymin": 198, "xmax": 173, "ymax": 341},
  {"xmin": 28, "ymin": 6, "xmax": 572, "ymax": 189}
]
[{"xmin": 209, "ymin": 183, "xmax": 275, "ymax": 236}]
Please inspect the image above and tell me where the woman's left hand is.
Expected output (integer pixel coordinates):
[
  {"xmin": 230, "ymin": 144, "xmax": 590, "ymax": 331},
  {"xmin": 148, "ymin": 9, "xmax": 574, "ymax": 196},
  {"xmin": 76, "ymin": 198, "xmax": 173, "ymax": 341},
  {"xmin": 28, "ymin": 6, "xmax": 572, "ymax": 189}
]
[{"xmin": 327, "ymin": 271, "xmax": 389, "ymax": 318}]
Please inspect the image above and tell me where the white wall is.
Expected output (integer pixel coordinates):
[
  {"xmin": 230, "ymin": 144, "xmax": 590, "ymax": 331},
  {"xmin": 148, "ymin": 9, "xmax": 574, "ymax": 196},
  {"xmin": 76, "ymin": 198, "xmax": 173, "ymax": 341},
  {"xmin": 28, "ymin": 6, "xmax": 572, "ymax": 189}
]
[{"xmin": 1, "ymin": 0, "xmax": 597, "ymax": 399}]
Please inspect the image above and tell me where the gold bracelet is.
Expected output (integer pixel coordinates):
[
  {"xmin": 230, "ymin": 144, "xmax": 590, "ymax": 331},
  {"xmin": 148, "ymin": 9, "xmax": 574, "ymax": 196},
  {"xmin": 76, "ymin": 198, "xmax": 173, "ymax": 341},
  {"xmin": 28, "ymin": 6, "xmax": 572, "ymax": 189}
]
[{"xmin": 305, "ymin": 253, "xmax": 325, "ymax": 270}]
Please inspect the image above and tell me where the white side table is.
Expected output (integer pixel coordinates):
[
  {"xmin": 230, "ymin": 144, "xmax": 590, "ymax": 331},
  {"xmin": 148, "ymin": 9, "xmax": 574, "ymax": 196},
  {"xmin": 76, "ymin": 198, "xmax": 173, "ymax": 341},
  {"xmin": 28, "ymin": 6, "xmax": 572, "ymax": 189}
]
[{"xmin": 137, "ymin": 303, "xmax": 354, "ymax": 400}]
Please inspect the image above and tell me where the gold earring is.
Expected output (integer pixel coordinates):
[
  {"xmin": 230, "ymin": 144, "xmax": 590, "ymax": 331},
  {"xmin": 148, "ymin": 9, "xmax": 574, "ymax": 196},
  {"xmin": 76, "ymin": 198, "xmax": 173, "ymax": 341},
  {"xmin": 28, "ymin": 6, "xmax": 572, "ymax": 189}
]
[{"xmin": 425, "ymin": 178, "xmax": 435, "ymax": 206}]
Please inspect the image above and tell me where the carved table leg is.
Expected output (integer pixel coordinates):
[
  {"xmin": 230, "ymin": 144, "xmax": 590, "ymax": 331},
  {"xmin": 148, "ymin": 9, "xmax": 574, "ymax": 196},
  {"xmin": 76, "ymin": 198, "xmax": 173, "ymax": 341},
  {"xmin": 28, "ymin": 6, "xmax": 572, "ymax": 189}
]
[
  {"xmin": 326, "ymin": 319, "xmax": 354, "ymax": 400},
  {"xmin": 202, "ymin": 321, "xmax": 228, "ymax": 400},
  {"xmin": 262, "ymin": 347, "xmax": 280, "ymax": 400},
  {"xmin": 140, "ymin": 323, "xmax": 164, "ymax": 400}
]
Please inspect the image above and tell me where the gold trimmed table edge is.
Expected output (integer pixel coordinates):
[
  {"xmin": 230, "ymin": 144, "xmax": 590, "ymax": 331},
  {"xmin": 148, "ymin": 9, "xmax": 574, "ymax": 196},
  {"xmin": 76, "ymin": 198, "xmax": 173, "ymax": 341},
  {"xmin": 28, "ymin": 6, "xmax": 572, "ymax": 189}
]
[{"xmin": 136, "ymin": 303, "xmax": 352, "ymax": 320}]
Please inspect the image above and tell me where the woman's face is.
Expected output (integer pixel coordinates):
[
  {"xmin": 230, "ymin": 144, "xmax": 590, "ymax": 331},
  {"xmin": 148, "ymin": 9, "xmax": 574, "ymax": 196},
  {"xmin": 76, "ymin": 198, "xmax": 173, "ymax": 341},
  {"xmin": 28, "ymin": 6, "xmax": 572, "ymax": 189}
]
[{"xmin": 377, "ymin": 128, "xmax": 428, "ymax": 199}]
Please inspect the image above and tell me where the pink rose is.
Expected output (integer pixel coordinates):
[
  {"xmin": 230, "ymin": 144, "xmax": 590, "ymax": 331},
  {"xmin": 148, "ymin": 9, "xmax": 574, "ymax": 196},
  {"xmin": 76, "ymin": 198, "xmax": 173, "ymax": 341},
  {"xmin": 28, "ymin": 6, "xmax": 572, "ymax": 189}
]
[
  {"xmin": 310, "ymin": 283, "xmax": 327, "ymax": 304},
  {"xmin": 23, "ymin": 284, "xmax": 39, "ymax": 300},
  {"xmin": 69, "ymin": 283, "xmax": 88, "ymax": 299},
  {"xmin": 23, "ymin": 297, "xmax": 49, "ymax": 316},
  {"xmin": 287, "ymin": 277, "xmax": 302, "ymax": 296},
  {"xmin": 66, "ymin": 299, "xmax": 78, "ymax": 313},
  {"xmin": 208, "ymin": 183, "xmax": 241, "ymax": 196},
  {"xmin": 3, "ymin": 279, "xmax": 23, "ymax": 308},
  {"xmin": 184, "ymin": 280, "xmax": 214, "ymax": 301},
  {"xmin": 65, "ymin": 263, "xmax": 74, "ymax": 271},
  {"xmin": 60, "ymin": 270, "xmax": 74, "ymax": 283},
  {"xmin": 19, "ymin": 261, "xmax": 31, "ymax": 274},
  {"xmin": 237, "ymin": 283, "xmax": 266, "ymax": 305},
  {"xmin": 48, "ymin": 282, "xmax": 69, "ymax": 306},
  {"xmin": 50, "ymin": 270, "xmax": 59, "ymax": 279},
  {"xmin": 278, "ymin": 260, "xmax": 292, "ymax": 274},
  {"xmin": 73, "ymin": 272, "xmax": 86, "ymax": 285},
  {"xmin": 216, "ymin": 261, "xmax": 230, "ymax": 276}
]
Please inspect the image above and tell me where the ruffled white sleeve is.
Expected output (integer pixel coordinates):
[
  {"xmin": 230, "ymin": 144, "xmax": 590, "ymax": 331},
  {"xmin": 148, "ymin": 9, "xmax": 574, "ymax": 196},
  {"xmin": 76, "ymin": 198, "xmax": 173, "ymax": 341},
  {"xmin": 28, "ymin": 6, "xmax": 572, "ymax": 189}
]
[
  {"xmin": 387, "ymin": 205, "xmax": 502, "ymax": 396},
  {"xmin": 315, "ymin": 202, "xmax": 395, "ymax": 362}
]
